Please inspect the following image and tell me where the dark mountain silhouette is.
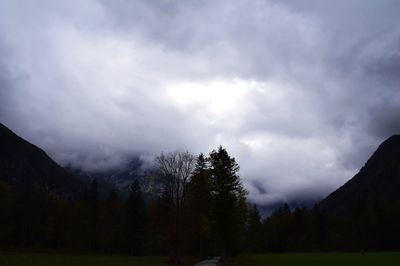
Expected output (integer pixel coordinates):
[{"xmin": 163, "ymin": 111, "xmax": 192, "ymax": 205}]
[
  {"xmin": 319, "ymin": 135, "xmax": 400, "ymax": 213},
  {"xmin": 0, "ymin": 122, "xmax": 82, "ymax": 197}
]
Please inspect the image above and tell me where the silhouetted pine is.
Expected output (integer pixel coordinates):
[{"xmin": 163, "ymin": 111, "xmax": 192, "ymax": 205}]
[
  {"xmin": 245, "ymin": 204, "xmax": 263, "ymax": 252},
  {"xmin": 125, "ymin": 180, "xmax": 147, "ymax": 254},
  {"xmin": 209, "ymin": 146, "xmax": 247, "ymax": 261},
  {"xmin": 187, "ymin": 153, "xmax": 212, "ymax": 258}
]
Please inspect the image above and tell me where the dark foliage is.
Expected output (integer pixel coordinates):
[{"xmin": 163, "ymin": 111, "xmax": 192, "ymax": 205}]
[
  {"xmin": 208, "ymin": 146, "xmax": 247, "ymax": 260},
  {"xmin": 1, "ymin": 121, "xmax": 400, "ymax": 260},
  {"xmin": 249, "ymin": 199, "xmax": 400, "ymax": 252}
]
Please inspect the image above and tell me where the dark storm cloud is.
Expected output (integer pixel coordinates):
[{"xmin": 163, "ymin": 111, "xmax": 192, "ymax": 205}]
[{"xmin": 0, "ymin": 0, "xmax": 399, "ymax": 205}]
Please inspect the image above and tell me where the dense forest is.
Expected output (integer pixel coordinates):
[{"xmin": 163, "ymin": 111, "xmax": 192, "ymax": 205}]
[
  {"xmin": 1, "ymin": 124, "xmax": 400, "ymax": 264},
  {"xmin": 2, "ymin": 144, "xmax": 400, "ymax": 264},
  {"xmin": 0, "ymin": 147, "xmax": 248, "ymax": 263}
]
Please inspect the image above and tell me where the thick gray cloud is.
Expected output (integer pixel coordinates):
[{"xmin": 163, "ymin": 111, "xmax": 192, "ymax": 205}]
[{"xmin": 0, "ymin": 0, "xmax": 399, "ymax": 205}]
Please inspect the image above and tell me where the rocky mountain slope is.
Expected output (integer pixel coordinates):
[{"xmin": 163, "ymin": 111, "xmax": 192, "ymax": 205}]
[
  {"xmin": 0, "ymin": 122, "xmax": 82, "ymax": 197},
  {"xmin": 319, "ymin": 135, "xmax": 400, "ymax": 213}
]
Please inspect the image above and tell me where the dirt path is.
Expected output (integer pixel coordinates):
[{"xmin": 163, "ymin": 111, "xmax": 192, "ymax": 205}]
[{"xmin": 194, "ymin": 256, "xmax": 220, "ymax": 266}]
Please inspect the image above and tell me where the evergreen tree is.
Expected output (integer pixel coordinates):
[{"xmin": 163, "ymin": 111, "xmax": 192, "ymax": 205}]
[
  {"xmin": 0, "ymin": 180, "xmax": 13, "ymax": 246},
  {"xmin": 89, "ymin": 179, "xmax": 99, "ymax": 250},
  {"xmin": 208, "ymin": 146, "xmax": 247, "ymax": 261},
  {"xmin": 125, "ymin": 180, "xmax": 147, "ymax": 254},
  {"xmin": 98, "ymin": 189, "xmax": 123, "ymax": 252},
  {"xmin": 245, "ymin": 204, "xmax": 263, "ymax": 252},
  {"xmin": 187, "ymin": 153, "xmax": 212, "ymax": 258}
]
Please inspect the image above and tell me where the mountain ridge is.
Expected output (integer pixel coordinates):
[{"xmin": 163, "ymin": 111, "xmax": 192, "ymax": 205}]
[
  {"xmin": 0, "ymin": 122, "xmax": 82, "ymax": 197},
  {"xmin": 319, "ymin": 134, "xmax": 400, "ymax": 213}
]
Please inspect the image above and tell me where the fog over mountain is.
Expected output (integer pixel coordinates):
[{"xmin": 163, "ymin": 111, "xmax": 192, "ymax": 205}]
[{"xmin": 0, "ymin": 0, "xmax": 399, "ymax": 205}]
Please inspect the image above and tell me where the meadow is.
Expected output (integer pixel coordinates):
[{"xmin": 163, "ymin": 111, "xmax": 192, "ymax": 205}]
[
  {"xmin": 238, "ymin": 252, "xmax": 400, "ymax": 266},
  {"xmin": 2, "ymin": 251, "xmax": 400, "ymax": 266},
  {"xmin": 0, "ymin": 251, "xmax": 195, "ymax": 266}
]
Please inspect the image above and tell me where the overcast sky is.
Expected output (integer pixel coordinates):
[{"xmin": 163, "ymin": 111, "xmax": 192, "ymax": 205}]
[{"xmin": 0, "ymin": 0, "xmax": 399, "ymax": 205}]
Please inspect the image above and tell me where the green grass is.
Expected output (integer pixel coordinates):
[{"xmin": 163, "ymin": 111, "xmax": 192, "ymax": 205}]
[
  {"xmin": 0, "ymin": 251, "xmax": 196, "ymax": 266},
  {"xmin": 3, "ymin": 251, "xmax": 400, "ymax": 266},
  {"xmin": 237, "ymin": 252, "xmax": 400, "ymax": 266}
]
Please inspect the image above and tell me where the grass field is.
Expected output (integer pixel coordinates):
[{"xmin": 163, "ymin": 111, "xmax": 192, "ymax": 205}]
[
  {"xmin": 0, "ymin": 251, "xmax": 196, "ymax": 266},
  {"xmin": 238, "ymin": 252, "xmax": 400, "ymax": 266},
  {"xmin": 2, "ymin": 251, "xmax": 400, "ymax": 266}
]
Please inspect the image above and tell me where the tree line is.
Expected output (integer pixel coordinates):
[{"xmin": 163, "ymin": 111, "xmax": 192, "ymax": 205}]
[
  {"xmin": 0, "ymin": 146, "xmax": 249, "ymax": 263},
  {"xmin": 253, "ymin": 200, "xmax": 400, "ymax": 252},
  {"xmin": 1, "ymin": 146, "xmax": 400, "ymax": 263}
]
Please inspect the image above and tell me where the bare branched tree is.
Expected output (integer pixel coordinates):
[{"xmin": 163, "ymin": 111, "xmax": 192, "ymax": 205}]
[{"xmin": 156, "ymin": 150, "xmax": 195, "ymax": 264}]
